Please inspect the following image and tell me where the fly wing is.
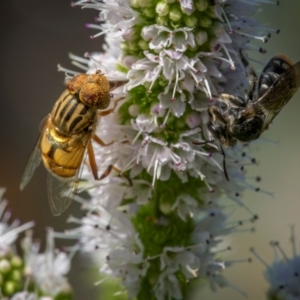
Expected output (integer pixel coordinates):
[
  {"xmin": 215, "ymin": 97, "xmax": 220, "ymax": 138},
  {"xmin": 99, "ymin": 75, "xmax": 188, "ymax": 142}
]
[
  {"xmin": 20, "ymin": 117, "xmax": 49, "ymax": 190},
  {"xmin": 47, "ymin": 173, "xmax": 78, "ymax": 216},
  {"xmin": 46, "ymin": 132, "xmax": 91, "ymax": 216},
  {"xmin": 258, "ymin": 61, "xmax": 300, "ymax": 129}
]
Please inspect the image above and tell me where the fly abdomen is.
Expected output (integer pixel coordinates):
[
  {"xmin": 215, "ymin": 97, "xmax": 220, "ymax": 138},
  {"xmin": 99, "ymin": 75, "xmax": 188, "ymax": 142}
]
[{"xmin": 40, "ymin": 122, "xmax": 88, "ymax": 177}]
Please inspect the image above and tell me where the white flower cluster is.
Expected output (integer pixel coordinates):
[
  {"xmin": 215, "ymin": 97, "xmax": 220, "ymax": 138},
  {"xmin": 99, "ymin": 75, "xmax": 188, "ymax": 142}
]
[
  {"xmin": 21, "ymin": 229, "xmax": 73, "ymax": 298},
  {"xmin": 0, "ymin": 188, "xmax": 34, "ymax": 257},
  {"xmin": 0, "ymin": 189, "xmax": 72, "ymax": 300},
  {"xmin": 251, "ymin": 227, "xmax": 300, "ymax": 300},
  {"xmin": 63, "ymin": 0, "xmax": 278, "ymax": 298}
]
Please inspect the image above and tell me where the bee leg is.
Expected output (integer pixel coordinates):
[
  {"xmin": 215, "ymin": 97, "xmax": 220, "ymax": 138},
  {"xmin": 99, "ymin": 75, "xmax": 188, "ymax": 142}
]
[
  {"xmin": 98, "ymin": 96, "xmax": 125, "ymax": 117},
  {"xmin": 239, "ymin": 49, "xmax": 257, "ymax": 100},
  {"xmin": 88, "ymin": 138, "xmax": 132, "ymax": 186},
  {"xmin": 219, "ymin": 93, "xmax": 246, "ymax": 108},
  {"xmin": 220, "ymin": 144, "xmax": 229, "ymax": 181},
  {"xmin": 208, "ymin": 106, "xmax": 237, "ymax": 147},
  {"xmin": 208, "ymin": 106, "xmax": 227, "ymax": 124}
]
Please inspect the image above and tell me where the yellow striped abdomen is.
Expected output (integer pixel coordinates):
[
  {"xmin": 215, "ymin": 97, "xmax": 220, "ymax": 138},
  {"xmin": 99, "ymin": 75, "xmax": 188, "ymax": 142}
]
[
  {"xmin": 40, "ymin": 121, "xmax": 90, "ymax": 177},
  {"xmin": 40, "ymin": 89, "xmax": 97, "ymax": 178}
]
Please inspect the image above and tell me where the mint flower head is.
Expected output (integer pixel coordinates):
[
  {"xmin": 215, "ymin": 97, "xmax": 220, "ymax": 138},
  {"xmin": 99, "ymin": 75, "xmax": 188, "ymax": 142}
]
[
  {"xmin": 251, "ymin": 226, "xmax": 300, "ymax": 300},
  {"xmin": 62, "ymin": 0, "xmax": 279, "ymax": 298}
]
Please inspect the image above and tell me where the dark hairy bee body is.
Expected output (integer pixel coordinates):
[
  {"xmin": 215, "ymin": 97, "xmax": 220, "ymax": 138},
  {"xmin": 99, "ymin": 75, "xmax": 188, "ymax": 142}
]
[{"xmin": 208, "ymin": 52, "xmax": 300, "ymax": 147}]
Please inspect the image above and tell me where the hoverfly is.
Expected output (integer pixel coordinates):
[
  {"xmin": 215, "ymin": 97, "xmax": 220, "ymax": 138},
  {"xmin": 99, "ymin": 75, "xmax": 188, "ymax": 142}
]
[
  {"xmin": 20, "ymin": 71, "xmax": 126, "ymax": 215},
  {"xmin": 208, "ymin": 51, "xmax": 300, "ymax": 147}
]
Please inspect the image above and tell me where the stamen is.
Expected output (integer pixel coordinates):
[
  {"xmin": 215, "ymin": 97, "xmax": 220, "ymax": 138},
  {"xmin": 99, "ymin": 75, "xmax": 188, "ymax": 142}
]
[
  {"xmin": 249, "ymin": 247, "xmax": 269, "ymax": 267},
  {"xmin": 148, "ymin": 66, "xmax": 162, "ymax": 92},
  {"xmin": 57, "ymin": 64, "xmax": 80, "ymax": 76},
  {"xmin": 172, "ymin": 65, "xmax": 180, "ymax": 100},
  {"xmin": 222, "ymin": 9, "xmax": 233, "ymax": 33},
  {"xmin": 220, "ymin": 44, "xmax": 235, "ymax": 70},
  {"xmin": 203, "ymin": 77, "xmax": 212, "ymax": 99},
  {"xmin": 204, "ymin": 179, "xmax": 214, "ymax": 192},
  {"xmin": 161, "ymin": 109, "xmax": 171, "ymax": 128},
  {"xmin": 271, "ymin": 241, "xmax": 289, "ymax": 262},
  {"xmin": 290, "ymin": 225, "xmax": 297, "ymax": 257},
  {"xmin": 69, "ymin": 53, "xmax": 90, "ymax": 64},
  {"xmin": 233, "ymin": 30, "xmax": 267, "ymax": 43},
  {"xmin": 0, "ymin": 222, "xmax": 35, "ymax": 243},
  {"xmin": 71, "ymin": 61, "xmax": 89, "ymax": 71}
]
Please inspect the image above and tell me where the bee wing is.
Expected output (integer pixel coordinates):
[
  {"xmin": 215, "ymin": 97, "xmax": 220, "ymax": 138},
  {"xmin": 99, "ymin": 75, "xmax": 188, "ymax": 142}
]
[
  {"xmin": 20, "ymin": 117, "xmax": 50, "ymax": 190},
  {"xmin": 258, "ymin": 61, "xmax": 300, "ymax": 128},
  {"xmin": 47, "ymin": 173, "xmax": 78, "ymax": 216}
]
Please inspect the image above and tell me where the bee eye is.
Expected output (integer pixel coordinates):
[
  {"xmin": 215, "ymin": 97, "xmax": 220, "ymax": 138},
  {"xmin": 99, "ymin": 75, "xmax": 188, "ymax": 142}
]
[{"xmin": 67, "ymin": 74, "xmax": 88, "ymax": 94}]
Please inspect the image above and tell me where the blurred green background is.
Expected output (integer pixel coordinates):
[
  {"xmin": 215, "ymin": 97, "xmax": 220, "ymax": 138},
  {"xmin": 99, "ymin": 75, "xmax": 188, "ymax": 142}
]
[{"xmin": 0, "ymin": 1, "xmax": 299, "ymax": 299}]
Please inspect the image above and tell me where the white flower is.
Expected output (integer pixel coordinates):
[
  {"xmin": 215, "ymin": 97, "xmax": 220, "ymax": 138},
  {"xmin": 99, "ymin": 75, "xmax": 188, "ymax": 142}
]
[
  {"xmin": 0, "ymin": 188, "xmax": 34, "ymax": 256},
  {"xmin": 62, "ymin": 191, "xmax": 149, "ymax": 298},
  {"xmin": 22, "ymin": 229, "xmax": 72, "ymax": 298},
  {"xmin": 10, "ymin": 292, "xmax": 38, "ymax": 300},
  {"xmin": 142, "ymin": 25, "xmax": 196, "ymax": 52},
  {"xmin": 251, "ymin": 227, "xmax": 300, "ymax": 300}
]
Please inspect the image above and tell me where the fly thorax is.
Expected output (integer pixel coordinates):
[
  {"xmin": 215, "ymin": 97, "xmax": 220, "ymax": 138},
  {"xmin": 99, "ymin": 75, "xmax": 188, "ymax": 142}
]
[{"xmin": 52, "ymin": 92, "xmax": 97, "ymax": 134}]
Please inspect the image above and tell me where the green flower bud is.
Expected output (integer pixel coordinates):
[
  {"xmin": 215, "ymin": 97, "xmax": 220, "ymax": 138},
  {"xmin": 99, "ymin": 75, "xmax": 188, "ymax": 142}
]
[
  {"xmin": 156, "ymin": 15, "xmax": 169, "ymax": 25},
  {"xmin": 128, "ymin": 41, "xmax": 140, "ymax": 51},
  {"xmin": 156, "ymin": 1, "xmax": 169, "ymax": 17},
  {"xmin": 169, "ymin": 5, "xmax": 182, "ymax": 22},
  {"xmin": 198, "ymin": 13, "xmax": 212, "ymax": 27},
  {"xmin": 10, "ymin": 256, "xmax": 23, "ymax": 269},
  {"xmin": 195, "ymin": 29, "xmax": 208, "ymax": 45},
  {"xmin": 183, "ymin": 13, "xmax": 198, "ymax": 27},
  {"xmin": 3, "ymin": 281, "xmax": 16, "ymax": 296},
  {"xmin": 10, "ymin": 269, "xmax": 22, "ymax": 281},
  {"xmin": 143, "ymin": 7, "xmax": 156, "ymax": 18},
  {"xmin": 138, "ymin": 39, "xmax": 150, "ymax": 50},
  {"xmin": 139, "ymin": 0, "xmax": 153, "ymax": 8},
  {"xmin": 0, "ymin": 259, "xmax": 11, "ymax": 274},
  {"xmin": 195, "ymin": 0, "xmax": 208, "ymax": 11},
  {"xmin": 130, "ymin": 0, "xmax": 140, "ymax": 8}
]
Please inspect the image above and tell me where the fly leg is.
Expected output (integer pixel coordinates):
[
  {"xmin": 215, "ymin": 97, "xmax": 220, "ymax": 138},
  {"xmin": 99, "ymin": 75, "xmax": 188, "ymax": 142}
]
[
  {"xmin": 88, "ymin": 136, "xmax": 132, "ymax": 185},
  {"xmin": 98, "ymin": 96, "xmax": 125, "ymax": 117}
]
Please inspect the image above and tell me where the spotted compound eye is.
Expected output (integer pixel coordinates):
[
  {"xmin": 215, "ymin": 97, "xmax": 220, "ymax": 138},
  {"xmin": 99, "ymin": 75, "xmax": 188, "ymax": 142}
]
[{"xmin": 67, "ymin": 72, "xmax": 111, "ymax": 109}]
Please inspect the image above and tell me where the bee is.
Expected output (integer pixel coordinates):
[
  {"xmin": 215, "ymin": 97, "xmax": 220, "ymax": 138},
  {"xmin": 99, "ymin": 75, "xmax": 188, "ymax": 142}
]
[
  {"xmin": 20, "ymin": 71, "xmax": 126, "ymax": 216},
  {"xmin": 208, "ymin": 51, "xmax": 300, "ymax": 147}
]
